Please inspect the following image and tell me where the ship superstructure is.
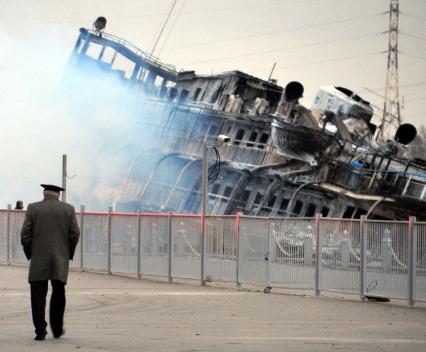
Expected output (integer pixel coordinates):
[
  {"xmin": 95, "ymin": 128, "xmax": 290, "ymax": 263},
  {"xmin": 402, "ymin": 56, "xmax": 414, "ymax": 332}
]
[{"xmin": 68, "ymin": 27, "xmax": 426, "ymax": 221}]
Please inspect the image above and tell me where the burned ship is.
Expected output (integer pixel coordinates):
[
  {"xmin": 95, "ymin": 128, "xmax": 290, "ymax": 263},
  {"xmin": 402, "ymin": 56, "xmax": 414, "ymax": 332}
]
[{"xmin": 67, "ymin": 23, "xmax": 426, "ymax": 221}]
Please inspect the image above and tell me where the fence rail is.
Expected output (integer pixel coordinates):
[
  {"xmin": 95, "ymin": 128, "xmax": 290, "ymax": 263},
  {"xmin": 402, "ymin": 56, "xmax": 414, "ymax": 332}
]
[{"xmin": 0, "ymin": 207, "xmax": 424, "ymax": 306}]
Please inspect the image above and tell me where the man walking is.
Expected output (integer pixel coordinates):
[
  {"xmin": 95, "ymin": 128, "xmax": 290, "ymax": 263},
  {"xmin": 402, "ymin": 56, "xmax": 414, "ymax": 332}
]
[{"xmin": 20, "ymin": 184, "xmax": 80, "ymax": 341}]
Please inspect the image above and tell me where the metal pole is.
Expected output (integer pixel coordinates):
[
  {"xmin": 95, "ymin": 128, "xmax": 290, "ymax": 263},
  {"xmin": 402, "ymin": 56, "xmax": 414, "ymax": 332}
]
[
  {"xmin": 62, "ymin": 154, "xmax": 67, "ymax": 202},
  {"xmin": 235, "ymin": 212, "xmax": 241, "ymax": 289},
  {"xmin": 107, "ymin": 206, "xmax": 113, "ymax": 275},
  {"xmin": 137, "ymin": 210, "xmax": 142, "ymax": 279},
  {"xmin": 80, "ymin": 205, "xmax": 86, "ymax": 271},
  {"xmin": 408, "ymin": 216, "xmax": 416, "ymax": 307},
  {"xmin": 360, "ymin": 215, "xmax": 367, "ymax": 301},
  {"xmin": 168, "ymin": 213, "xmax": 173, "ymax": 283},
  {"xmin": 268, "ymin": 62, "xmax": 276, "ymax": 81},
  {"xmin": 6, "ymin": 204, "xmax": 11, "ymax": 264},
  {"xmin": 265, "ymin": 219, "xmax": 271, "ymax": 293},
  {"xmin": 314, "ymin": 213, "xmax": 321, "ymax": 296},
  {"xmin": 200, "ymin": 141, "xmax": 208, "ymax": 286}
]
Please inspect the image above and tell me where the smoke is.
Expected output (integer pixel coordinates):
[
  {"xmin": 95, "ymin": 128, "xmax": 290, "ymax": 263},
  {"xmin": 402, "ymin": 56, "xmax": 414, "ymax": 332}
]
[{"xmin": 0, "ymin": 28, "xmax": 152, "ymax": 210}]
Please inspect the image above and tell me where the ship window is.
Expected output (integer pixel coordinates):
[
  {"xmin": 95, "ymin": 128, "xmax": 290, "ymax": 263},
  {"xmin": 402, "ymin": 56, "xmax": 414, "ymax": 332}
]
[
  {"xmin": 253, "ymin": 193, "xmax": 263, "ymax": 205},
  {"xmin": 85, "ymin": 42, "xmax": 103, "ymax": 59},
  {"xmin": 342, "ymin": 206, "xmax": 355, "ymax": 219},
  {"xmin": 321, "ymin": 206, "xmax": 330, "ymax": 217},
  {"xmin": 240, "ymin": 190, "xmax": 251, "ymax": 202},
  {"xmin": 211, "ymin": 183, "xmax": 220, "ymax": 194},
  {"xmin": 247, "ymin": 131, "xmax": 258, "ymax": 147},
  {"xmin": 223, "ymin": 186, "xmax": 233, "ymax": 198},
  {"xmin": 257, "ymin": 133, "xmax": 269, "ymax": 149},
  {"xmin": 210, "ymin": 86, "xmax": 224, "ymax": 104},
  {"xmin": 267, "ymin": 196, "xmax": 277, "ymax": 208},
  {"xmin": 305, "ymin": 203, "xmax": 316, "ymax": 217},
  {"xmin": 208, "ymin": 125, "xmax": 218, "ymax": 136},
  {"xmin": 234, "ymin": 129, "xmax": 245, "ymax": 145},
  {"xmin": 178, "ymin": 89, "xmax": 189, "ymax": 104},
  {"xmin": 193, "ymin": 88, "xmax": 202, "ymax": 101},
  {"xmin": 354, "ymin": 208, "xmax": 367, "ymax": 219},
  {"xmin": 100, "ymin": 46, "xmax": 116, "ymax": 64},
  {"xmin": 292, "ymin": 200, "xmax": 303, "ymax": 215},
  {"xmin": 280, "ymin": 198, "xmax": 289, "ymax": 210}
]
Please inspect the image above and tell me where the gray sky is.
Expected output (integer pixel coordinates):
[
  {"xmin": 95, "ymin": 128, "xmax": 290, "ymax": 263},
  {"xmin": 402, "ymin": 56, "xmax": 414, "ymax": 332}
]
[{"xmin": 1, "ymin": 0, "xmax": 425, "ymax": 126}]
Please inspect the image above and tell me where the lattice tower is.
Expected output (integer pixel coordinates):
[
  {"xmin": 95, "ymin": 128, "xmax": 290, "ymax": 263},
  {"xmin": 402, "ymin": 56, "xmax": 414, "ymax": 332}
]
[{"xmin": 376, "ymin": 0, "xmax": 401, "ymax": 141}]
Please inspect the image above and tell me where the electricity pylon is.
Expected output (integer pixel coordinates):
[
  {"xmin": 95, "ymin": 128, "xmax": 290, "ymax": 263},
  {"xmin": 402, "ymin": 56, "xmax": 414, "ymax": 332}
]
[{"xmin": 376, "ymin": 0, "xmax": 401, "ymax": 141}]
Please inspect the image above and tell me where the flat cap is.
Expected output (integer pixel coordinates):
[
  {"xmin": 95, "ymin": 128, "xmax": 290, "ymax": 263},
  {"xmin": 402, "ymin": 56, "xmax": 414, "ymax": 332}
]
[{"xmin": 41, "ymin": 184, "xmax": 65, "ymax": 192}]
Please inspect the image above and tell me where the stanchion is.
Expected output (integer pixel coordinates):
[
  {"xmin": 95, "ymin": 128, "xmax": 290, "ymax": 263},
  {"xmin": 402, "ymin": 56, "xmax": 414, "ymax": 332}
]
[
  {"xmin": 314, "ymin": 213, "xmax": 321, "ymax": 296},
  {"xmin": 6, "ymin": 204, "xmax": 11, "ymax": 265},
  {"xmin": 80, "ymin": 205, "xmax": 86, "ymax": 271},
  {"xmin": 168, "ymin": 213, "xmax": 173, "ymax": 283},
  {"xmin": 360, "ymin": 215, "xmax": 367, "ymax": 301},
  {"xmin": 408, "ymin": 216, "xmax": 416, "ymax": 307},
  {"xmin": 137, "ymin": 210, "xmax": 142, "ymax": 279},
  {"xmin": 107, "ymin": 206, "xmax": 113, "ymax": 275},
  {"xmin": 235, "ymin": 212, "xmax": 241, "ymax": 289}
]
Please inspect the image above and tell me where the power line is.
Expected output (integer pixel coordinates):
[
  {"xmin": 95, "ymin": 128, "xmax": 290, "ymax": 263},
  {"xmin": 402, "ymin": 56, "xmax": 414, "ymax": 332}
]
[
  {"xmin": 400, "ymin": 31, "xmax": 426, "ymax": 42},
  {"xmin": 157, "ymin": 0, "xmax": 187, "ymax": 56},
  {"xmin": 400, "ymin": 11, "xmax": 426, "ymax": 23},
  {"xmin": 404, "ymin": 96, "xmax": 426, "ymax": 102},
  {"xmin": 150, "ymin": 0, "xmax": 178, "ymax": 57},
  {"xmin": 368, "ymin": 81, "xmax": 426, "ymax": 91},
  {"xmin": 256, "ymin": 51, "xmax": 382, "ymax": 73},
  {"xmin": 184, "ymin": 32, "xmax": 381, "ymax": 65},
  {"xmin": 401, "ymin": 52, "xmax": 426, "ymax": 62},
  {"xmin": 164, "ymin": 13, "xmax": 382, "ymax": 51}
]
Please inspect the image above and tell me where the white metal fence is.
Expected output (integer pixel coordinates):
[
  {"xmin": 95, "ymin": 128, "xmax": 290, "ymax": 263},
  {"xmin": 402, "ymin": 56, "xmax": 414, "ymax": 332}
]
[{"xmin": 1, "ymin": 207, "xmax": 424, "ymax": 306}]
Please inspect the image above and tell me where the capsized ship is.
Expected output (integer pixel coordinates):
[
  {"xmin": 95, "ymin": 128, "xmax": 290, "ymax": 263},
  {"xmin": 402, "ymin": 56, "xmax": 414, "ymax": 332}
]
[{"xmin": 67, "ymin": 23, "xmax": 426, "ymax": 221}]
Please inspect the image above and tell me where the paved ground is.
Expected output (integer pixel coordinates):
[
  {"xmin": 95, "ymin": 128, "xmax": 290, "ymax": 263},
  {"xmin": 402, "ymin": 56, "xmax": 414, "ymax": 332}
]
[{"xmin": 1, "ymin": 265, "xmax": 426, "ymax": 352}]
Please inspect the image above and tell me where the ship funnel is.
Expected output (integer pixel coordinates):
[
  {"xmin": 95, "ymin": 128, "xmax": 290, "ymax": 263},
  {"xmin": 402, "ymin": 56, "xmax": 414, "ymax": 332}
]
[
  {"xmin": 94, "ymin": 16, "xmax": 107, "ymax": 31},
  {"xmin": 284, "ymin": 81, "xmax": 304, "ymax": 102},
  {"xmin": 394, "ymin": 123, "xmax": 417, "ymax": 145}
]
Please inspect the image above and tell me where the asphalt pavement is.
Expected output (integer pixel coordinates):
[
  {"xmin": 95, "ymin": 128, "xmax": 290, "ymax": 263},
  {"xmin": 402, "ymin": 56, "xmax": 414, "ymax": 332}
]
[{"xmin": 1, "ymin": 265, "xmax": 425, "ymax": 352}]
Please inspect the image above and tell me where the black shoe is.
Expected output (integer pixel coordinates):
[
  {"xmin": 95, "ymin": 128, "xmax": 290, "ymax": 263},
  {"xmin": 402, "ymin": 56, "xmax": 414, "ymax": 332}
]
[
  {"xmin": 52, "ymin": 327, "xmax": 65, "ymax": 339},
  {"xmin": 34, "ymin": 333, "xmax": 46, "ymax": 341}
]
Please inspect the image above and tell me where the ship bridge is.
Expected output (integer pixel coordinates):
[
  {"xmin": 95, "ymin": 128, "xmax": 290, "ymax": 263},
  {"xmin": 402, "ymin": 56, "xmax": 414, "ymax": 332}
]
[{"xmin": 71, "ymin": 28, "xmax": 177, "ymax": 85}]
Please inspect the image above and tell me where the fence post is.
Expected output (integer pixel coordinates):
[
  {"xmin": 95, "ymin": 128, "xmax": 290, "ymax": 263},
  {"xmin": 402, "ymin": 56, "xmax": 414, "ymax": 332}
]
[
  {"xmin": 137, "ymin": 210, "xmax": 141, "ymax": 279},
  {"xmin": 6, "ymin": 204, "xmax": 11, "ymax": 265},
  {"xmin": 408, "ymin": 216, "xmax": 416, "ymax": 307},
  {"xmin": 314, "ymin": 213, "xmax": 321, "ymax": 296},
  {"xmin": 168, "ymin": 213, "xmax": 173, "ymax": 284},
  {"xmin": 265, "ymin": 219, "xmax": 271, "ymax": 292},
  {"xmin": 80, "ymin": 205, "xmax": 86, "ymax": 271},
  {"xmin": 235, "ymin": 212, "xmax": 241, "ymax": 289},
  {"xmin": 360, "ymin": 215, "xmax": 367, "ymax": 301},
  {"xmin": 200, "ymin": 212, "xmax": 206, "ymax": 286},
  {"xmin": 107, "ymin": 206, "xmax": 113, "ymax": 275}
]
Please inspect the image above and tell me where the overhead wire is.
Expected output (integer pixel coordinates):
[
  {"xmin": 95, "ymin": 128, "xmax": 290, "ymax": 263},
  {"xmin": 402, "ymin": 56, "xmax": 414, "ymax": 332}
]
[
  {"xmin": 157, "ymin": 0, "xmax": 187, "ymax": 56},
  {"xmin": 251, "ymin": 51, "xmax": 383, "ymax": 74},
  {"xmin": 184, "ymin": 32, "xmax": 382, "ymax": 65},
  {"xmin": 400, "ymin": 31, "xmax": 426, "ymax": 42},
  {"xmin": 164, "ymin": 13, "xmax": 382, "ymax": 51},
  {"xmin": 400, "ymin": 11, "xmax": 426, "ymax": 23},
  {"xmin": 400, "ymin": 52, "xmax": 426, "ymax": 62}
]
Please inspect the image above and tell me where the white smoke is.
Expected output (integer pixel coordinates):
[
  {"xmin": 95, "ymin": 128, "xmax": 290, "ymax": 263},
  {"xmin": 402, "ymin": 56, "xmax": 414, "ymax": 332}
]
[{"xmin": 0, "ymin": 28, "xmax": 151, "ymax": 210}]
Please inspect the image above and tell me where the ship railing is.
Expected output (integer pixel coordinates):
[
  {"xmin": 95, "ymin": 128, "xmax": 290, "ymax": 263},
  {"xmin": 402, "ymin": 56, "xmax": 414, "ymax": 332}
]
[
  {"xmin": 325, "ymin": 160, "xmax": 426, "ymax": 202},
  {"xmin": 85, "ymin": 29, "xmax": 176, "ymax": 74},
  {"xmin": 1, "ymin": 209, "xmax": 425, "ymax": 305}
]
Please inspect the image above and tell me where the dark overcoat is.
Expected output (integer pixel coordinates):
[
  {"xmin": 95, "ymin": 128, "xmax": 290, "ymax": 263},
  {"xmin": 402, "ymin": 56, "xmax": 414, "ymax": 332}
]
[{"xmin": 20, "ymin": 195, "xmax": 80, "ymax": 283}]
